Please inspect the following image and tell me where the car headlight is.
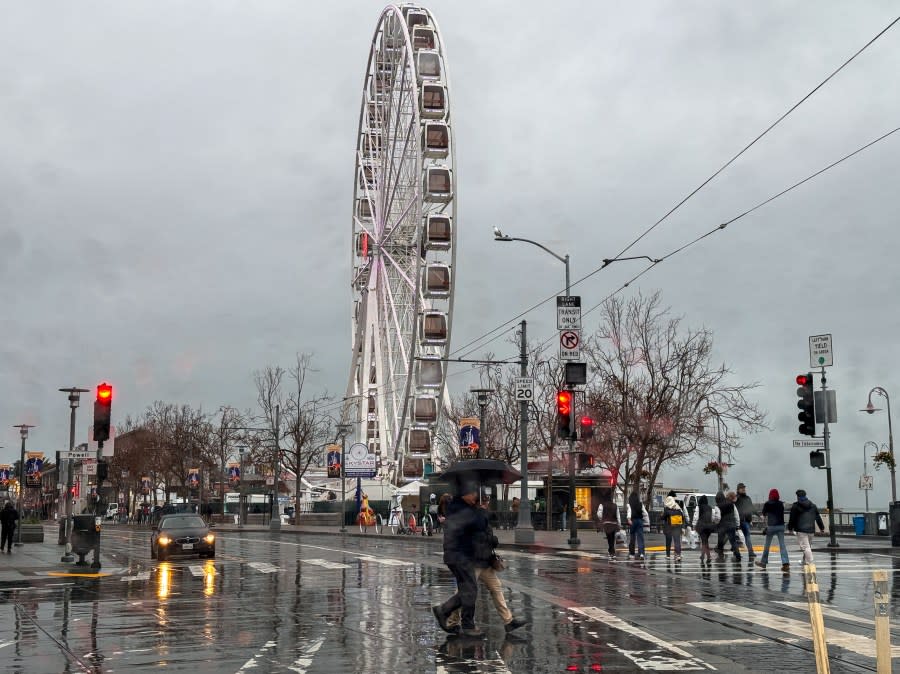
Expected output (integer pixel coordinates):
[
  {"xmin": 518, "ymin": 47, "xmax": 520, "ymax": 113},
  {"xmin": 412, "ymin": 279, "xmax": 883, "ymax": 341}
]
[
  {"xmin": 158, "ymin": 536, "xmax": 171, "ymax": 546},
  {"xmin": 204, "ymin": 533, "xmax": 215, "ymax": 544}
]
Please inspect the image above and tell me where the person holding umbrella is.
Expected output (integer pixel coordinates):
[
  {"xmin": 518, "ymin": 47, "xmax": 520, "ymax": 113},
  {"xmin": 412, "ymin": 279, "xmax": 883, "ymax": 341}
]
[{"xmin": 432, "ymin": 480, "xmax": 488, "ymax": 638}]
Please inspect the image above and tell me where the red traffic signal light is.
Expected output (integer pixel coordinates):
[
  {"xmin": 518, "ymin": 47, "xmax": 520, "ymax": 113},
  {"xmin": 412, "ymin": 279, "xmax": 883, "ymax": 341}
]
[
  {"xmin": 796, "ymin": 372, "xmax": 815, "ymax": 437},
  {"xmin": 94, "ymin": 382, "xmax": 113, "ymax": 443},
  {"xmin": 557, "ymin": 390, "xmax": 573, "ymax": 439},
  {"xmin": 579, "ymin": 415, "xmax": 595, "ymax": 440}
]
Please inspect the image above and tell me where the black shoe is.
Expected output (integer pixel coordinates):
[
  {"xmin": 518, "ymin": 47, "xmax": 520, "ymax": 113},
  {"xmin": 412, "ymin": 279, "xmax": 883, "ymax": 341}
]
[
  {"xmin": 505, "ymin": 618, "xmax": 528, "ymax": 633},
  {"xmin": 460, "ymin": 628, "xmax": 485, "ymax": 638},
  {"xmin": 432, "ymin": 605, "xmax": 453, "ymax": 633}
]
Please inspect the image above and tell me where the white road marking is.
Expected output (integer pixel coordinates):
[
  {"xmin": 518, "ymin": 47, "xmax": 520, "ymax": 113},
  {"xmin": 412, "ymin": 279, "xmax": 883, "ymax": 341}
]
[
  {"xmin": 570, "ymin": 607, "xmax": 715, "ymax": 670},
  {"xmin": 121, "ymin": 571, "xmax": 151, "ymax": 582},
  {"xmin": 286, "ymin": 636, "xmax": 325, "ymax": 673},
  {"xmin": 357, "ymin": 555, "xmax": 413, "ymax": 566},
  {"xmin": 248, "ymin": 562, "xmax": 279, "ymax": 574},
  {"xmin": 605, "ymin": 642, "xmax": 712, "ymax": 671},
  {"xmin": 189, "ymin": 565, "xmax": 212, "ymax": 577},
  {"xmin": 776, "ymin": 601, "xmax": 876, "ymax": 627},
  {"xmin": 0, "ymin": 641, "xmax": 14, "ymax": 650},
  {"xmin": 303, "ymin": 558, "xmax": 350, "ymax": 570},
  {"xmin": 688, "ymin": 602, "xmax": 900, "ymax": 658},
  {"xmin": 236, "ymin": 639, "xmax": 277, "ymax": 672}
]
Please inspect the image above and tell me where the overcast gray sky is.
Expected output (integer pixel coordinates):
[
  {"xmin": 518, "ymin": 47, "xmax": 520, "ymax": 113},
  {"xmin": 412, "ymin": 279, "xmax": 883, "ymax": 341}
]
[{"xmin": 2, "ymin": 1, "xmax": 898, "ymax": 509}]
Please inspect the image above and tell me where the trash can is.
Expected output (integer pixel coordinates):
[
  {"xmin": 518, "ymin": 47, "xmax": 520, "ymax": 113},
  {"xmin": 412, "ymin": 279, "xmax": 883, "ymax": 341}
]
[
  {"xmin": 876, "ymin": 512, "xmax": 889, "ymax": 536},
  {"xmin": 853, "ymin": 515, "xmax": 866, "ymax": 536},
  {"xmin": 890, "ymin": 502, "xmax": 900, "ymax": 547},
  {"xmin": 71, "ymin": 515, "xmax": 100, "ymax": 556}
]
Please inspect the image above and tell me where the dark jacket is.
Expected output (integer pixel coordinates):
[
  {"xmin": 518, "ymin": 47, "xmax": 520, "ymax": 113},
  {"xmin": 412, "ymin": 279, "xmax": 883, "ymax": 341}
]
[
  {"xmin": 442, "ymin": 497, "xmax": 488, "ymax": 565},
  {"xmin": 472, "ymin": 510, "xmax": 498, "ymax": 568},
  {"xmin": 788, "ymin": 498, "xmax": 825, "ymax": 534},
  {"xmin": 0, "ymin": 504, "xmax": 18, "ymax": 529},
  {"xmin": 761, "ymin": 499, "xmax": 785, "ymax": 527},
  {"xmin": 716, "ymin": 492, "xmax": 738, "ymax": 531},
  {"xmin": 735, "ymin": 493, "xmax": 754, "ymax": 523}
]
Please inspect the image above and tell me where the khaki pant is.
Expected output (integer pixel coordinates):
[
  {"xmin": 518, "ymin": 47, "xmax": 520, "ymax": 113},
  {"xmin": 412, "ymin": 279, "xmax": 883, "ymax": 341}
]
[{"xmin": 447, "ymin": 566, "xmax": 513, "ymax": 628}]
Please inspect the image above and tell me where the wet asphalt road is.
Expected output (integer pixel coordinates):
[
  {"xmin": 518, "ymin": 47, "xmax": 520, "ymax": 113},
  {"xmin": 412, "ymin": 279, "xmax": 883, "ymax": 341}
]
[{"xmin": 0, "ymin": 527, "xmax": 898, "ymax": 673}]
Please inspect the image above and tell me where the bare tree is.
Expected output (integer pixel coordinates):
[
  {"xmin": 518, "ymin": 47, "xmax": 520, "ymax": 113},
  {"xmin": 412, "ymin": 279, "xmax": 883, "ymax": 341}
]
[{"xmin": 586, "ymin": 291, "xmax": 767, "ymax": 505}]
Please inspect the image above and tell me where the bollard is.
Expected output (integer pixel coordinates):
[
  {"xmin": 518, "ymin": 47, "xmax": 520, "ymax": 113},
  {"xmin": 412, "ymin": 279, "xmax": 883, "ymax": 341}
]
[
  {"xmin": 803, "ymin": 564, "xmax": 830, "ymax": 674},
  {"xmin": 873, "ymin": 570, "xmax": 890, "ymax": 674}
]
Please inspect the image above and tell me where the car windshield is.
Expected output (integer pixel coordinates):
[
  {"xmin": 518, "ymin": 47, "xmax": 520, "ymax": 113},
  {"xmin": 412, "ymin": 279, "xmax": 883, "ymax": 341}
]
[{"xmin": 162, "ymin": 516, "xmax": 206, "ymax": 529}]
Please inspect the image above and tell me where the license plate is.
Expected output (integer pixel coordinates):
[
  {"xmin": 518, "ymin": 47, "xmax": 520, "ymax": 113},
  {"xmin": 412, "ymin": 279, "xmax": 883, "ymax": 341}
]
[{"xmin": 182, "ymin": 543, "xmax": 193, "ymax": 550}]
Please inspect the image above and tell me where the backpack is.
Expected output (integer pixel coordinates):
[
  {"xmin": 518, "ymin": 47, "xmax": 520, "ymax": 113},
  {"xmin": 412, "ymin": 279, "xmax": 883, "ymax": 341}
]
[{"xmin": 711, "ymin": 506, "xmax": 722, "ymax": 524}]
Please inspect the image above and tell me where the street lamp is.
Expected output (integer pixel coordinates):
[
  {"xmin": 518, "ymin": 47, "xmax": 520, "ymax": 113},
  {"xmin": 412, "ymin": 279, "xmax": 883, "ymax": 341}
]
[
  {"xmin": 12, "ymin": 424, "xmax": 35, "ymax": 547},
  {"xmin": 470, "ymin": 388, "xmax": 494, "ymax": 459},
  {"xmin": 494, "ymin": 227, "xmax": 570, "ymax": 296},
  {"xmin": 59, "ymin": 387, "xmax": 90, "ymax": 562},
  {"xmin": 336, "ymin": 424, "xmax": 353, "ymax": 533},
  {"xmin": 495, "ymin": 227, "xmax": 571, "ymax": 544},
  {"xmin": 863, "ymin": 441, "xmax": 879, "ymax": 513},
  {"xmin": 861, "ymin": 386, "xmax": 895, "ymax": 503}
]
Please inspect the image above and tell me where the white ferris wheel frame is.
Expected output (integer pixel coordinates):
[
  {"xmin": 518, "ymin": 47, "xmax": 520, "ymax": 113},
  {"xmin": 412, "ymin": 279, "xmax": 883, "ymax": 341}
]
[{"xmin": 345, "ymin": 5, "xmax": 456, "ymax": 484}]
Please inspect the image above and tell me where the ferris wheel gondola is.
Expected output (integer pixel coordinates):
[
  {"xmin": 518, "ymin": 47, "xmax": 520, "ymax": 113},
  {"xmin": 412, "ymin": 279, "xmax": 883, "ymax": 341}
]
[{"xmin": 345, "ymin": 5, "xmax": 456, "ymax": 484}]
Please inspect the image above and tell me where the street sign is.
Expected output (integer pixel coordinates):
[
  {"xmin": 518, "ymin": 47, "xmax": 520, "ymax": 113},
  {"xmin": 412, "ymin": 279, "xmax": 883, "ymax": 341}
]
[
  {"xmin": 60, "ymin": 450, "xmax": 93, "ymax": 460},
  {"xmin": 793, "ymin": 439, "xmax": 825, "ymax": 448},
  {"xmin": 859, "ymin": 474, "xmax": 873, "ymax": 491},
  {"xmin": 559, "ymin": 329, "xmax": 581, "ymax": 361},
  {"xmin": 514, "ymin": 377, "xmax": 534, "ymax": 402},
  {"xmin": 556, "ymin": 296, "xmax": 582, "ymax": 330},
  {"xmin": 809, "ymin": 333, "xmax": 833, "ymax": 368}
]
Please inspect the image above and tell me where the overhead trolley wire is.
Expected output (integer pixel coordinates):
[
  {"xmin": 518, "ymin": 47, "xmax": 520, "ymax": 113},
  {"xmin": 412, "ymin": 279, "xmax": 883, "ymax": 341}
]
[
  {"xmin": 450, "ymin": 14, "xmax": 900, "ymax": 360},
  {"xmin": 535, "ymin": 125, "xmax": 900, "ymax": 352}
]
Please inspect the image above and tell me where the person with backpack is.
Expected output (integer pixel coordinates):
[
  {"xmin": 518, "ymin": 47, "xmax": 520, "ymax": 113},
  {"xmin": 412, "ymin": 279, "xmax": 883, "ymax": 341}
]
[
  {"xmin": 596, "ymin": 489, "xmax": 622, "ymax": 560},
  {"xmin": 692, "ymin": 495, "xmax": 718, "ymax": 564},
  {"xmin": 662, "ymin": 494, "xmax": 685, "ymax": 561},
  {"xmin": 715, "ymin": 491, "xmax": 742, "ymax": 561},
  {"xmin": 787, "ymin": 489, "xmax": 826, "ymax": 566},
  {"xmin": 755, "ymin": 488, "xmax": 790, "ymax": 573},
  {"xmin": 626, "ymin": 490, "xmax": 648, "ymax": 561}
]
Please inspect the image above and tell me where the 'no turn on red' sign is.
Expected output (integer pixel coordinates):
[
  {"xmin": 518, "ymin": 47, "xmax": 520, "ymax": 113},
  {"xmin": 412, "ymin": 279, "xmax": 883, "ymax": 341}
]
[{"xmin": 559, "ymin": 330, "xmax": 581, "ymax": 361}]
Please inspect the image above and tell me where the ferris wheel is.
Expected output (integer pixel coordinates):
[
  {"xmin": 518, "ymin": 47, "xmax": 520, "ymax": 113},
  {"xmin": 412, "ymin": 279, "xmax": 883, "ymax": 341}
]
[{"xmin": 344, "ymin": 5, "xmax": 456, "ymax": 483}]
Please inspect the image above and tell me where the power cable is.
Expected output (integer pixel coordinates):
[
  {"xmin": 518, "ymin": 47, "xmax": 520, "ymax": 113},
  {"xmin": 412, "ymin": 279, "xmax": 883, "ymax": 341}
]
[{"xmin": 448, "ymin": 15, "xmax": 899, "ymax": 360}]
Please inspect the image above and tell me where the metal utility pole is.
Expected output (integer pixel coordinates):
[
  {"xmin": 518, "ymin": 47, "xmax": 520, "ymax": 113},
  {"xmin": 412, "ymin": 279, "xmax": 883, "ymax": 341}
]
[
  {"xmin": 59, "ymin": 387, "xmax": 89, "ymax": 562},
  {"xmin": 515, "ymin": 320, "xmax": 534, "ymax": 545},
  {"xmin": 336, "ymin": 424, "xmax": 352, "ymax": 533},
  {"xmin": 13, "ymin": 424, "xmax": 35, "ymax": 547},
  {"xmin": 567, "ymin": 387, "xmax": 580, "ymax": 548},
  {"xmin": 270, "ymin": 404, "xmax": 281, "ymax": 531},
  {"xmin": 820, "ymin": 368, "xmax": 838, "ymax": 548}
]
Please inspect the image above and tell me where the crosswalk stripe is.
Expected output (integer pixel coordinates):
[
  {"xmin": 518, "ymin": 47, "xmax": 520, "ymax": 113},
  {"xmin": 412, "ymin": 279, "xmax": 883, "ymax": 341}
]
[
  {"xmin": 304, "ymin": 558, "xmax": 350, "ymax": 569},
  {"xmin": 571, "ymin": 606, "xmax": 715, "ymax": 670},
  {"xmin": 775, "ymin": 601, "xmax": 881, "ymax": 628},
  {"xmin": 248, "ymin": 562, "xmax": 279, "ymax": 574},
  {"xmin": 687, "ymin": 601, "xmax": 900, "ymax": 658},
  {"xmin": 356, "ymin": 555, "xmax": 413, "ymax": 566}
]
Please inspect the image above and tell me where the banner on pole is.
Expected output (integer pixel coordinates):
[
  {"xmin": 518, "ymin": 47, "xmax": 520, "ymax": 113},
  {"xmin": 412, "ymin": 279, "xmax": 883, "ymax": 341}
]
[
  {"xmin": 25, "ymin": 452, "xmax": 44, "ymax": 488},
  {"xmin": 459, "ymin": 418, "xmax": 480, "ymax": 459}
]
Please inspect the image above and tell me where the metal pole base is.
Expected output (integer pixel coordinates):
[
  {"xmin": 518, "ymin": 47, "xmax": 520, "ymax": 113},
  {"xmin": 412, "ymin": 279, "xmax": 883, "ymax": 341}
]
[
  {"xmin": 61, "ymin": 542, "xmax": 74, "ymax": 563},
  {"xmin": 567, "ymin": 536, "xmax": 581, "ymax": 548},
  {"xmin": 826, "ymin": 541, "xmax": 841, "ymax": 548},
  {"xmin": 269, "ymin": 518, "xmax": 281, "ymax": 532},
  {"xmin": 514, "ymin": 527, "xmax": 535, "ymax": 545}
]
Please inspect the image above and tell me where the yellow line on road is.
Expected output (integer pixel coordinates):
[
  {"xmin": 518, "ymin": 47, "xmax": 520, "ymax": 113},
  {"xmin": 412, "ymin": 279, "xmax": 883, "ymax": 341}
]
[{"xmin": 46, "ymin": 571, "xmax": 111, "ymax": 578}]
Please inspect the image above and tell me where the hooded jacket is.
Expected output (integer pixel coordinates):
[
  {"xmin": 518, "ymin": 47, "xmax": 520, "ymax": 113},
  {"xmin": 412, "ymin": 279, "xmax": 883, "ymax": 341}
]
[
  {"xmin": 788, "ymin": 497, "xmax": 825, "ymax": 534},
  {"xmin": 442, "ymin": 496, "xmax": 490, "ymax": 565},
  {"xmin": 761, "ymin": 494, "xmax": 786, "ymax": 527},
  {"xmin": 663, "ymin": 496, "xmax": 684, "ymax": 532},
  {"xmin": 716, "ymin": 491, "xmax": 738, "ymax": 530}
]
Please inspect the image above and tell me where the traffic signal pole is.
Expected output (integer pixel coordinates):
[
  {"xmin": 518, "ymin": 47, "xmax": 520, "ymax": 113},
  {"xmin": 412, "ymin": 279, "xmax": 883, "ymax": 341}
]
[
  {"xmin": 820, "ymin": 368, "xmax": 838, "ymax": 548},
  {"xmin": 567, "ymin": 391, "xmax": 579, "ymax": 549}
]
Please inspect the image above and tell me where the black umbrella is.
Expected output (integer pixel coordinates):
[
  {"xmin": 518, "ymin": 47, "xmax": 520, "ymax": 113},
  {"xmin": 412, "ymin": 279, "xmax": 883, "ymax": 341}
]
[{"xmin": 439, "ymin": 459, "xmax": 522, "ymax": 487}]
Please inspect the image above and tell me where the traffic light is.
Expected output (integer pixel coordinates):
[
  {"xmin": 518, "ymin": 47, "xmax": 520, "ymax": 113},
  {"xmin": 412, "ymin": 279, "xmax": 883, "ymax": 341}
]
[
  {"xmin": 97, "ymin": 461, "xmax": 109, "ymax": 482},
  {"xmin": 810, "ymin": 451, "xmax": 825, "ymax": 468},
  {"xmin": 94, "ymin": 382, "xmax": 113, "ymax": 443},
  {"xmin": 557, "ymin": 390, "xmax": 573, "ymax": 439},
  {"xmin": 579, "ymin": 415, "xmax": 594, "ymax": 440},
  {"xmin": 796, "ymin": 373, "xmax": 815, "ymax": 436}
]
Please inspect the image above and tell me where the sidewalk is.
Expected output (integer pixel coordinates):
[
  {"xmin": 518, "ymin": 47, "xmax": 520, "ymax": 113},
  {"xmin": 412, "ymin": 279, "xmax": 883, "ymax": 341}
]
[{"xmin": 0, "ymin": 523, "xmax": 894, "ymax": 580}]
